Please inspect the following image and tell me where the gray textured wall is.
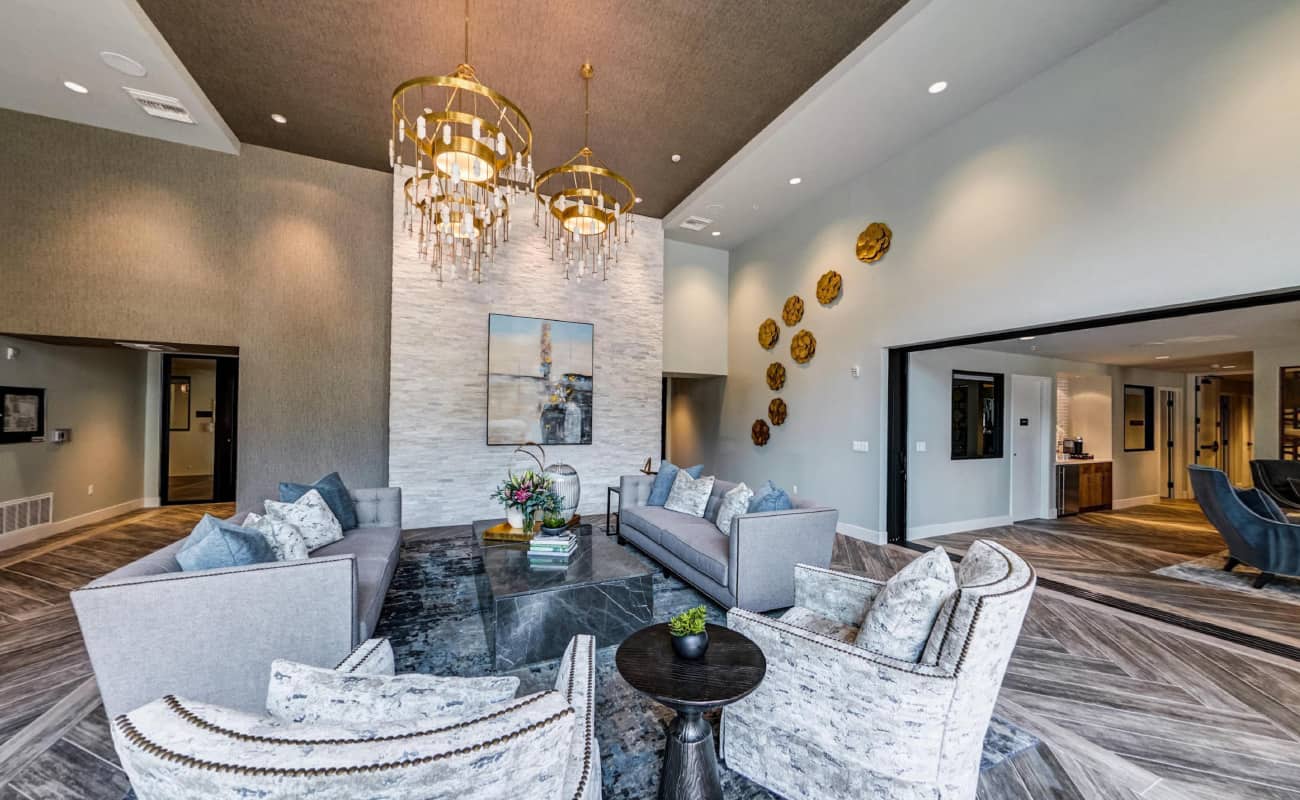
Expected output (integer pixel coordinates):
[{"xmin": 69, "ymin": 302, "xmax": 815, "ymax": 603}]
[
  {"xmin": 0, "ymin": 110, "xmax": 392, "ymax": 510},
  {"xmin": 0, "ymin": 336, "xmax": 147, "ymax": 523},
  {"xmin": 389, "ymin": 172, "xmax": 664, "ymax": 527}
]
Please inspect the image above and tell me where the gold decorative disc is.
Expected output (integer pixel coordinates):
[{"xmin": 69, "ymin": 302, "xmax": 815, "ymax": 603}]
[
  {"xmin": 791, "ymin": 329, "xmax": 817, "ymax": 364},
  {"xmin": 782, "ymin": 295, "xmax": 804, "ymax": 327},
  {"xmin": 816, "ymin": 270, "xmax": 843, "ymax": 304},
  {"xmin": 766, "ymin": 362, "xmax": 786, "ymax": 391},
  {"xmin": 856, "ymin": 222, "xmax": 892, "ymax": 263},
  {"xmin": 768, "ymin": 398, "xmax": 788, "ymax": 426},
  {"xmin": 758, "ymin": 318, "xmax": 780, "ymax": 350},
  {"xmin": 751, "ymin": 419, "xmax": 771, "ymax": 446}
]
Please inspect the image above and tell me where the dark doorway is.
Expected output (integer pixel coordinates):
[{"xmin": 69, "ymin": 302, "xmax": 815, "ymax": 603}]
[{"xmin": 161, "ymin": 354, "xmax": 238, "ymax": 504}]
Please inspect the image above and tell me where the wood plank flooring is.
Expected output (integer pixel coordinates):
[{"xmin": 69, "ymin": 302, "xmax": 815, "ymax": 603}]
[
  {"xmin": 921, "ymin": 500, "xmax": 1300, "ymax": 650},
  {"xmin": 2, "ymin": 507, "xmax": 1297, "ymax": 798}
]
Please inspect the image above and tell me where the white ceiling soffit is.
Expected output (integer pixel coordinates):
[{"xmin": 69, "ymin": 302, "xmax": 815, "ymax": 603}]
[
  {"xmin": 0, "ymin": 0, "xmax": 238, "ymax": 154},
  {"xmin": 665, "ymin": 0, "xmax": 1166, "ymax": 249},
  {"xmin": 971, "ymin": 301, "xmax": 1300, "ymax": 373}
]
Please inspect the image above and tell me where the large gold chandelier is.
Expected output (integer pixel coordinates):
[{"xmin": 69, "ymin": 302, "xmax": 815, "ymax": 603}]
[
  {"xmin": 390, "ymin": 0, "xmax": 534, "ymax": 283},
  {"xmin": 535, "ymin": 64, "xmax": 636, "ymax": 282}
]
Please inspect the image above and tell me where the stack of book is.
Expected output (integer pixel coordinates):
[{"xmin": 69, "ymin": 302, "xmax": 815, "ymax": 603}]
[{"xmin": 528, "ymin": 531, "xmax": 576, "ymax": 568}]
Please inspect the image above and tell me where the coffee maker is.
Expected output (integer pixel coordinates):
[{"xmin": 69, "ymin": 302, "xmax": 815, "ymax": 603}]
[{"xmin": 1063, "ymin": 437, "xmax": 1085, "ymax": 457}]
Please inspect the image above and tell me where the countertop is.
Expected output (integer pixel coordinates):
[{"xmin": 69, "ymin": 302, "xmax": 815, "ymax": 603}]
[{"xmin": 1056, "ymin": 457, "xmax": 1112, "ymax": 465}]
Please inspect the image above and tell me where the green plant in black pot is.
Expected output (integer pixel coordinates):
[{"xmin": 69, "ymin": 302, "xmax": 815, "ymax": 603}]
[
  {"xmin": 539, "ymin": 493, "xmax": 569, "ymax": 536},
  {"xmin": 668, "ymin": 605, "xmax": 709, "ymax": 659}
]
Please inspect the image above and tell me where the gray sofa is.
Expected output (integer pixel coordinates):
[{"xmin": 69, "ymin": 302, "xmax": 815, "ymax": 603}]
[
  {"xmin": 71, "ymin": 487, "xmax": 402, "ymax": 718},
  {"xmin": 618, "ymin": 475, "xmax": 837, "ymax": 611}
]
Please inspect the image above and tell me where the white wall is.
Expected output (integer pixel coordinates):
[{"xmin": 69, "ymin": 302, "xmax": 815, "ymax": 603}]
[
  {"xmin": 389, "ymin": 175, "xmax": 665, "ymax": 527},
  {"xmin": 664, "ymin": 240, "xmax": 729, "ymax": 376},
  {"xmin": 719, "ymin": 0, "xmax": 1300, "ymax": 532},
  {"xmin": 1065, "ymin": 374, "xmax": 1112, "ymax": 461},
  {"xmin": 1254, "ymin": 345, "xmax": 1300, "ymax": 461}
]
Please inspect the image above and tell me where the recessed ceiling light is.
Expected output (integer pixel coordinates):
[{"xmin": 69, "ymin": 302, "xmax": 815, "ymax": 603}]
[
  {"xmin": 788, "ymin": 177, "xmax": 802, "ymax": 185},
  {"xmin": 711, "ymin": 231, "xmax": 721, "ymax": 237},
  {"xmin": 1222, "ymin": 365, "xmax": 1237, "ymax": 369},
  {"xmin": 100, "ymin": 51, "xmax": 147, "ymax": 77},
  {"xmin": 635, "ymin": 196, "xmax": 643, "ymax": 203},
  {"xmin": 671, "ymin": 154, "xmax": 681, "ymax": 163},
  {"xmin": 63, "ymin": 80, "xmax": 89, "ymax": 94},
  {"xmin": 1211, "ymin": 364, "xmax": 1221, "ymax": 369},
  {"xmin": 270, "ymin": 113, "xmax": 287, "ymax": 124},
  {"xmin": 928, "ymin": 81, "xmax": 948, "ymax": 94},
  {"xmin": 1155, "ymin": 355, "xmax": 1171, "ymax": 360},
  {"xmin": 1018, "ymin": 336, "xmax": 1036, "ymax": 341}
]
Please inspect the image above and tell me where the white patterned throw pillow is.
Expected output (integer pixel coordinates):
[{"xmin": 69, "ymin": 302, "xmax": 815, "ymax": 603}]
[
  {"xmin": 263, "ymin": 489, "xmax": 343, "ymax": 552},
  {"xmin": 715, "ymin": 482, "xmax": 754, "ymax": 535},
  {"xmin": 242, "ymin": 511, "xmax": 310, "ymax": 562},
  {"xmin": 854, "ymin": 547, "xmax": 957, "ymax": 661},
  {"xmin": 664, "ymin": 471, "xmax": 715, "ymax": 518}
]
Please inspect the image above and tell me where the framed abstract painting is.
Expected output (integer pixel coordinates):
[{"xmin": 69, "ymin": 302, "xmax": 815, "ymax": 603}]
[{"xmin": 486, "ymin": 314, "xmax": 594, "ymax": 445}]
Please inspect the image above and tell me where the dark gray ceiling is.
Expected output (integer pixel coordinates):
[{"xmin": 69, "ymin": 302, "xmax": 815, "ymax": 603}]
[{"xmin": 135, "ymin": 0, "xmax": 907, "ymax": 218}]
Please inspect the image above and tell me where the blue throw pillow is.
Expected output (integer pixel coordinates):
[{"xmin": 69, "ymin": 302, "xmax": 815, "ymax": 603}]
[
  {"xmin": 648, "ymin": 462, "xmax": 704, "ymax": 506},
  {"xmin": 748, "ymin": 480, "xmax": 793, "ymax": 513},
  {"xmin": 176, "ymin": 514, "xmax": 276, "ymax": 572},
  {"xmin": 280, "ymin": 472, "xmax": 358, "ymax": 530}
]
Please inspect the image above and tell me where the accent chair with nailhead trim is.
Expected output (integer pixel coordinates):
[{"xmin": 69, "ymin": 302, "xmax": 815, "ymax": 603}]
[{"xmin": 723, "ymin": 541, "xmax": 1035, "ymax": 800}]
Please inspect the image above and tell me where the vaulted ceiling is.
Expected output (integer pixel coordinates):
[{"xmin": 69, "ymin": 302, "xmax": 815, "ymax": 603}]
[{"xmin": 133, "ymin": 0, "xmax": 907, "ymax": 218}]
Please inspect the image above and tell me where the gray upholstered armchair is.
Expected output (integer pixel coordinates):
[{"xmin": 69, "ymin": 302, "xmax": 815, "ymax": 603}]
[
  {"xmin": 724, "ymin": 542, "xmax": 1035, "ymax": 800},
  {"xmin": 113, "ymin": 635, "xmax": 600, "ymax": 800},
  {"xmin": 1190, "ymin": 465, "xmax": 1300, "ymax": 588}
]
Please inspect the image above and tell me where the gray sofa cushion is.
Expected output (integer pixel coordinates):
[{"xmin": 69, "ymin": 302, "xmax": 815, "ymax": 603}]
[
  {"xmin": 621, "ymin": 505, "xmax": 685, "ymax": 546},
  {"xmin": 314, "ymin": 526, "xmax": 402, "ymax": 640},
  {"xmin": 659, "ymin": 518, "xmax": 730, "ymax": 585}
]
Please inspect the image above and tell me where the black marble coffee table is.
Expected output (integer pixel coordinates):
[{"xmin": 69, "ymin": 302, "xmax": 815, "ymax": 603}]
[
  {"xmin": 474, "ymin": 519, "xmax": 655, "ymax": 670},
  {"xmin": 616, "ymin": 623, "xmax": 766, "ymax": 800}
]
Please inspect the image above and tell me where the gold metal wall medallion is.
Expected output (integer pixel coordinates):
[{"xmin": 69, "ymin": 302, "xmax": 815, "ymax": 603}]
[
  {"xmin": 766, "ymin": 362, "xmax": 786, "ymax": 390},
  {"xmin": 791, "ymin": 329, "xmax": 817, "ymax": 364},
  {"xmin": 816, "ymin": 270, "xmax": 842, "ymax": 304},
  {"xmin": 751, "ymin": 419, "xmax": 771, "ymax": 446},
  {"xmin": 758, "ymin": 318, "xmax": 780, "ymax": 350},
  {"xmin": 856, "ymin": 222, "xmax": 892, "ymax": 263},
  {"xmin": 782, "ymin": 295, "xmax": 804, "ymax": 326},
  {"xmin": 768, "ymin": 398, "xmax": 787, "ymax": 426}
]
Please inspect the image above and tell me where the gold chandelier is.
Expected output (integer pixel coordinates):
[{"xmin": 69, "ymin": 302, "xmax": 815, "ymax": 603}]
[
  {"xmin": 390, "ymin": 0, "xmax": 534, "ymax": 283},
  {"xmin": 535, "ymin": 63, "xmax": 636, "ymax": 282}
]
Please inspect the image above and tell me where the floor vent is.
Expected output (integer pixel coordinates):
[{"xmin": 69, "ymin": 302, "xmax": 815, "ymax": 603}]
[{"xmin": 1, "ymin": 493, "xmax": 54, "ymax": 537}]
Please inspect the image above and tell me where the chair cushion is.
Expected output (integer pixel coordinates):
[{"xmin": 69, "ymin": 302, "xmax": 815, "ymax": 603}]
[
  {"xmin": 647, "ymin": 462, "xmax": 703, "ymax": 506},
  {"xmin": 665, "ymin": 472, "xmax": 715, "ymax": 518},
  {"xmin": 264, "ymin": 489, "xmax": 344, "ymax": 551},
  {"xmin": 659, "ymin": 521, "xmax": 730, "ymax": 585},
  {"xmin": 854, "ymin": 547, "xmax": 957, "ymax": 662},
  {"xmin": 280, "ymin": 472, "xmax": 359, "ymax": 530},
  {"xmin": 266, "ymin": 659, "xmax": 519, "ymax": 727},
  {"xmin": 715, "ymin": 482, "xmax": 754, "ymax": 535},
  {"xmin": 241, "ymin": 511, "xmax": 310, "ymax": 561},
  {"xmin": 175, "ymin": 515, "xmax": 276, "ymax": 572},
  {"xmin": 780, "ymin": 606, "xmax": 859, "ymax": 643}
]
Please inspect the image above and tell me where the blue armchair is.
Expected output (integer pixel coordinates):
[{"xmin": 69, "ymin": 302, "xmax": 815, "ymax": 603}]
[
  {"xmin": 1188, "ymin": 465, "xmax": 1300, "ymax": 589},
  {"xmin": 1250, "ymin": 459, "xmax": 1300, "ymax": 516}
]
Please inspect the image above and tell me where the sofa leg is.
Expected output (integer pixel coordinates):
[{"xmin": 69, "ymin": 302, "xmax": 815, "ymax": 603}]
[
  {"xmin": 1253, "ymin": 572, "xmax": 1274, "ymax": 589},
  {"xmin": 1223, "ymin": 556, "xmax": 1240, "ymax": 572},
  {"xmin": 616, "ymin": 535, "xmax": 625, "ymax": 546}
]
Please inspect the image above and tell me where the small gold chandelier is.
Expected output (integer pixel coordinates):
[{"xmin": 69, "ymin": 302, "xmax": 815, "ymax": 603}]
[
  {"xmin": 535, "ymin": 63, "xmax": 636, "ymax": 282},
  {"xmin": 390, "ymin": 0, "xmax": 534, "ymax": 283}
]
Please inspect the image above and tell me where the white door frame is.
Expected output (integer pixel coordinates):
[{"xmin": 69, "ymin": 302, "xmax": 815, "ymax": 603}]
[{"xmin": 1009, "ymin": 374, "xmax": 1053, "ymax": 521}]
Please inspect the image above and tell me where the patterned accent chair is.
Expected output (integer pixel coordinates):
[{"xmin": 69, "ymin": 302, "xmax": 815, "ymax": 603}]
[
  {"xmin": 112, "ymin": 635, "xmax": 600, "ymax": 800},
  {"xmin": 1191, "ymin": 464, "xmax": 1300, "ymax": 588},
  {"xmin": 724, "ymin": 541, "xmax": 1035, "ymax": 800}
]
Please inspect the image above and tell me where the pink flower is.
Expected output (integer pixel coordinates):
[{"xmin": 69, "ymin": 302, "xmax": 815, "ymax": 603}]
[{"xmin": 513, "ymin": 489, "xmax": 531, "ymax": 504}]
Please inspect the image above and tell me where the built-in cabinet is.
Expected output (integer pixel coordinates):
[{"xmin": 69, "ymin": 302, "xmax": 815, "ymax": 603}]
[{"xmin": 1056, "ymin": 461, "xmax": 1112, "ymax": 516}]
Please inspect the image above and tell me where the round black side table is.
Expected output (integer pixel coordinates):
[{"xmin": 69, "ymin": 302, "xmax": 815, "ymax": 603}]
[{"xmin": 615, "ymin": 623, "xmax": 766, "ymax": 800}]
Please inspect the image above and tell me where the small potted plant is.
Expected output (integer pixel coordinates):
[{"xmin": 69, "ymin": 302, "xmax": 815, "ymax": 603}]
[
  {"xmin": 491, "ymin": 470, "xmax": 554, "ymax": 531},
  {"xmin": 668, "ymin": 605, "xmax": 709, "ymax": 659},
  {"xmin": 539, "ymin": 493, "xmax": 569, "ymax": 537}
]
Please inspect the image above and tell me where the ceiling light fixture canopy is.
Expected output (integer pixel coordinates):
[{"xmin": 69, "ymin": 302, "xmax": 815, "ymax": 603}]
[
  {"xmin": 534, "ymin": 63, "xmax": 636, "ymax": 283},
  {"xmin": 390, "ymin": 0, "xmax": 534, "ymax": 284}
]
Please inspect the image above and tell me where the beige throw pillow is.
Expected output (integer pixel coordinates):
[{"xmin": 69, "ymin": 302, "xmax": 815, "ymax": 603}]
[{"xmin": 664, "ymin": 471, "xmax": 715, "ymax": 518}]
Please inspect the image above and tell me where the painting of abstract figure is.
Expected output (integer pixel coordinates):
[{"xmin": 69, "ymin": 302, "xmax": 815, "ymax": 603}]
[{"xmin": 487, "ymin": 314, "xmax": 594, "ymax": 445}]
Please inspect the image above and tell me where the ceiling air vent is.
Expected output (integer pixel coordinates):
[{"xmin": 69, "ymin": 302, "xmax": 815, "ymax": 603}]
[
  {"xmin": 678, "ymin": 216, "xmax": 714, "ymax": 232},
  {"xmin": 123, "ymin": 88, "xmax": 196, "ymax": 124}
]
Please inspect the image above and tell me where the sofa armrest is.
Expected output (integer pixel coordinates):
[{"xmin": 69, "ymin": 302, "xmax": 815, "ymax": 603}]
[
  {"xmin": 728, "ymin": 506, "xmax": 839, "ymax": 611},
  {"xmin": 724, "ymin": 608, "xmax": 955, "ymax": 783},
  {"xmin": 619, "ymin": 474, "xmax": 655, "ymax": 509},
  {"xmin": 335, "ymin": 638, "xmax": 396, "ymax": 676},
  {"xmin": 72, "ymin": 556, "xmax": 358, "ymax": 718},
  {"xmin": 793, "ymin": 564, "xmax": 883, "ymax": 627},
  {"xmin": 555, "ymin": 635, "xmax": 599, "ymax": 800},
  {"xmin": 351, "ymin": 487, "xmax": 402, "ymax": 527}
]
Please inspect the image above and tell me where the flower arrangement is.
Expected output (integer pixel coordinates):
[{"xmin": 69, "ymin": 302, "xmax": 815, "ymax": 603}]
[{"xmin": 492, "ymin": 470, "xmax": 557, "ymax": 530}]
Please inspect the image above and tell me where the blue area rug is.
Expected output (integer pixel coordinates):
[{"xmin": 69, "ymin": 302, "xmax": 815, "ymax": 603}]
[{"xmin": 375, "ymin": 526, "xmax": 1039, "ymax": 798}]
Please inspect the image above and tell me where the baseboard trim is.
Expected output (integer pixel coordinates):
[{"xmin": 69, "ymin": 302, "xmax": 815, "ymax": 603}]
[
  {"xmin": 1113, "ymin": 495, "xmax": 1160, "ymax": 510},
  {"xmin": 142, "ymin": 496, "xmax": 161, "ymax": 509},
  {"xmin": 907, "ymin": 515, "xmax": 1013, "ymax": 540},
  {"xmin": 837, "ymin": 522, "xmax": 885, "ymax": 545},
  {"xmin": 0, "ymin": 497, "xmax": 146, "ymax": 553}
]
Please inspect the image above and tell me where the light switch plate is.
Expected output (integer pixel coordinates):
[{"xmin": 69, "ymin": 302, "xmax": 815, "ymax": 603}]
[
  {"xmin": 915, "ymin": 441, "xmax": 928, "ymax": 452},
  {"xmin": 852, "ymin": 440, "xmax": 869, "ymax": 452}
]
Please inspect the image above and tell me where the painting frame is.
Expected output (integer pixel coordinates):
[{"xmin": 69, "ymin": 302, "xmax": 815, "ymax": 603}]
[
  {"xmin": 486, "ymin": 313, "xmax": 595, "ymax": 447},
  {"xmin": 1, "ymin": 386, "xmax": 46, "ymax": 444}
]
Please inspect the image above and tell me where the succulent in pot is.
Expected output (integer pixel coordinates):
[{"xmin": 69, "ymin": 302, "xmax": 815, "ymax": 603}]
[{"xmin": 668, "ymin": 605, "xmax": 709, "ymax": 659}]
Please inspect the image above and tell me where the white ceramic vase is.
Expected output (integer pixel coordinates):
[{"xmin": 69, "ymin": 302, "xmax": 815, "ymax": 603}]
[{"xmin": 506, "ymin": 506, "xmax": 525, "ymax": 530}]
